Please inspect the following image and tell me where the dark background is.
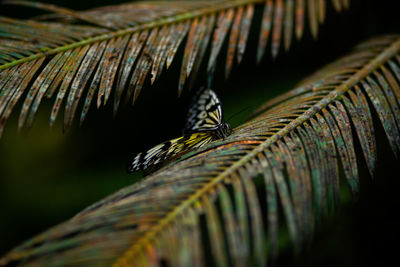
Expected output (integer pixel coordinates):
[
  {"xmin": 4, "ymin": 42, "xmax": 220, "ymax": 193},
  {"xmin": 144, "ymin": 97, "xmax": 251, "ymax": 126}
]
[{"xmin": 0, "ymin": 0, "xmax": 399, "ymax": 266}]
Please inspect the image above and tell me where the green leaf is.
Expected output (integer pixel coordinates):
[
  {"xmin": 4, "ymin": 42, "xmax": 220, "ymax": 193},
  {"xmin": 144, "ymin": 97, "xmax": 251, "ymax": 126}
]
[
  {"xmin": 0, "ymin": 0, "xmax": 348, "ymax": 136},
  {"xmin": 2, "ymin": 33, "xmax": 399, "ymax": 267}
]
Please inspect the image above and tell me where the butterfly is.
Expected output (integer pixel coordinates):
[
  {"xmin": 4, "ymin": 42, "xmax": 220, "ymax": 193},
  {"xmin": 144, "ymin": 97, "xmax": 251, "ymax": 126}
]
[{"xmin": 127, "ymin": 88, "xmax": 231, "ymax": 173}]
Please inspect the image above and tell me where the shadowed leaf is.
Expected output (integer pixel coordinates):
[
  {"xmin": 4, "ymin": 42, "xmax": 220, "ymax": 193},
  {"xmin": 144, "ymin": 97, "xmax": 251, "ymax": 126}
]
[
  {"xmin": 1, "ymin": 34, "xmax": 400, "ymax": 266},
  {"xmin": 0, "ymin": 0, "xmax": 348, "ymax": 137}
]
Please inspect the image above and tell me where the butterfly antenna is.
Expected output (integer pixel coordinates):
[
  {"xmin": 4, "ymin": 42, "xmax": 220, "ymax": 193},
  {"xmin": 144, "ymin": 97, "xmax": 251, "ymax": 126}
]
[{"xmin": 226, "ymin": 106, "xmax": 253, "ymax": 122}]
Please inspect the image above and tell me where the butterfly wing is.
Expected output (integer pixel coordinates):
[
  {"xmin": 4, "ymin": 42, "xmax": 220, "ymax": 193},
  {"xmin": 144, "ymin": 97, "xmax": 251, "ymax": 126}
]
[
  {"xmin": 127, "ymin": 89, "xmax": 228, "ymax": 173},
  {"xmin": 127, "ymin": 132, "xmax": 214, "ymax": 172},
  {"xmin": 183, "ymin": 88, "xmax": 223, "ymax": 134}
]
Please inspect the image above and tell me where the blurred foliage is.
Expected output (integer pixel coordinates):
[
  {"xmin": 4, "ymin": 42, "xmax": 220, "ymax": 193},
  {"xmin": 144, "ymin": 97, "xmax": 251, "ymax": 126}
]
[{"xmin": 0, "ymin": 0, "xmax": 399, "ymax": 266}]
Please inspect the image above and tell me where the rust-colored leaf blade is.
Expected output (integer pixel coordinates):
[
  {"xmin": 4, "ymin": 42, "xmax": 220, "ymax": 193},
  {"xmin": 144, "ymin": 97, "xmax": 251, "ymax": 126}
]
[
  {"xmin": 362, "ymin": 78, "xmax": 400, "ymax": 156},
  {"xmin": 295, "ymin": 0, "xmax": 305, "ymax": 39},
  {"xmin": 308, "ymin": 0, "xmax": 318, "ymax": 39},
  {"xmin": 65, "ymin": 42, "xmax": 104, "ymax": 128},
  {"xmin": 150, "ymin": 25, "xmax": 173, "ymax": 85},
  {"xmin": 166, "ymin": 21, "xmax": 190, "ymax": 70},
  {"xmin": 225, "ymin": 6, "xmax": 244, "ymax": 79},
  {"xmin": 98, "ymin": 35, "xmax": 129, "ymax": 107},
  {"xmin": 271, "ymin": 0, "xmax": 284, "ymax": 58},
  {"xmin": 207, "ymin": 10, "xmax": 234, "ymax": 76},
  {"xmin": 50, "ymin": 46, "xmax": 90, "ymax": 128},
  {"xmin": 317, "ymin": 0, "xmax": 326, "ymax": 23},
  {"xmin": 203, "ymin": 195, "xmax": 228, "ymax": 267},
  {"xmin": 130, "ymin": 28, "xmax": 159, "ymax": 104},
  {"xmin": 341, "ymin": 90, "xmax": 376, "ymax": 176},
  {"xmin": 0, "ymin": 59, "xmax": 44, "ymax": 137},
  {"xmin": 284, "ymin": 0, "xmax": 294, "ymax": 51},
  {"xmin": 113, "ymin": 31, "xmax": 148, "ymax": 115},
  {"xmin": 257, "ymin": 0, "xmax": 273, "ymax": 63},
  {"xmin": 323, "ymin": 107, "xmax": 358, "ymax": 194},
  {"xmin": 237, "ymin": 4, "xmax": 254, "ymax": 64}
]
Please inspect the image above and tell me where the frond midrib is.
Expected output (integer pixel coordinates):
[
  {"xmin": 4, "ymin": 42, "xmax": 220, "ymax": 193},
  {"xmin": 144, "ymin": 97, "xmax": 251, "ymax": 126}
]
[
  {"xmin": 113, "ymin": 36, "xmax": 400, "ymax": 265},
  {"xmin": 0, "ymin": 0, "xmax": 263, "ymax": 71}
]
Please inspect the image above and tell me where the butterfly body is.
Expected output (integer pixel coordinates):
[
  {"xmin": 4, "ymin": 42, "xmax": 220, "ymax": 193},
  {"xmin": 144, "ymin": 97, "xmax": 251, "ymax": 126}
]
[
  {"xmin": 127, "ymin": 88, "xmax": 231, "ymax": 173},
  {"xmin": 209, "ymin": 122, "xmax": 231, "ymax": 140}
]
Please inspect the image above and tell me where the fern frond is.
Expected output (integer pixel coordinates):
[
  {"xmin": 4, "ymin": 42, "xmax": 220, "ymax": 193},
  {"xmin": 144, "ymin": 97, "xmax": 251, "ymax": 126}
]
[
  {"xmin": 0, "ymin": 0, "xmax": 348, "ymax": 137},
  {"xmin": 1, "ymin": 33, "xmax": 399, "ymax": 266}
]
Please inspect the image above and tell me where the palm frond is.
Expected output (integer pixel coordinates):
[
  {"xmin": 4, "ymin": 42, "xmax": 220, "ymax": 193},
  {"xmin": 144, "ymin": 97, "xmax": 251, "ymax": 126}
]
[
  {"xmin": 0, "ymin": 0, "xmax": 349, "ymax": 137},
  {"xmin": 1, "ymin": 33, "xmax": 399, "ymax": 266}
]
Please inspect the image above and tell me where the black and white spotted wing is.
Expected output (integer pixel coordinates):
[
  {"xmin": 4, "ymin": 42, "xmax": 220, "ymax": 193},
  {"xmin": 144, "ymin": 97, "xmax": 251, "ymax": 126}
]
[
  {"xmin": 127, "ymin": 132, "xmax": 214, "ymax": 173},
  {"xmin": 183, "ymin": 88, "xmax": 223, "ymax": 134},
  {"xmin": 127, "ymin": 88, "xmax": 231, "ymax": 173}
]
